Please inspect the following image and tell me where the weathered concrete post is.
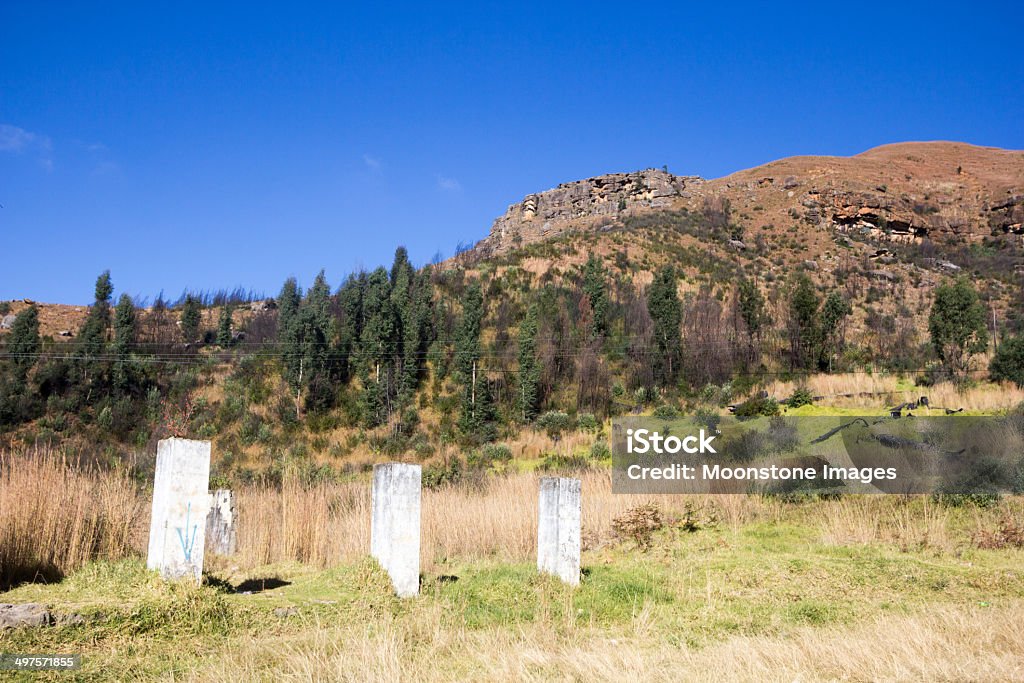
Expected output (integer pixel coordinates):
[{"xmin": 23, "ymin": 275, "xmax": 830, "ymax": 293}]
[
  {"xmin": 370, "ymin": 463, "xmax": 421, "ymax": 598},
  {"xmin": 537, "ymin": 477, "xmax": 581, "ymax": 586},
  {"xmin": 146, "ymin": 438, "xmax": 212, "ymax": 582},
  {"xmin": 205, "ymin": 489, "xmax": 237, "ymax": 556}
]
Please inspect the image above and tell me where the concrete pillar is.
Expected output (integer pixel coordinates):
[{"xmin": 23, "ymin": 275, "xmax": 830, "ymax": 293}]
[
  {"xmin": 370, "ymin": 463, "xmax": 421, "ymax": 598},
  {"xmin": 205, "ymin": 489, "xmax": 237, "ymax": 556},
  {"xmin": 537, "ymin": 477, "xmax": 581, "ymax": 586},
  {"xmin": 146, "ymin": 438, "xmax": 212, "ymax": 582}
]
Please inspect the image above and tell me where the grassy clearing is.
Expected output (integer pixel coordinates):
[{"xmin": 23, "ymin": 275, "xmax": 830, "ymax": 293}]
[
  {"xmin": 3, "ymin": 445, "xmax": 1024, "ymax": 680},
  {"xmin": 2, "ymin": 493, "xmax": 1024, "ymax": 680}
]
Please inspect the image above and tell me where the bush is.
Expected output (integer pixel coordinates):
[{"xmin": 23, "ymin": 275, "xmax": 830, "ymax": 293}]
[
  {"xmin": 975, "ymin": 513, "xmax": 1024, "ymax": 549},
  {"xmin": 733, "ymin": 395, "xmax": 780, "ymax": 418},
  {"xmin": 611, "ymin": 503, "xmax": 663, "ymax": 549},
  {"xmin": 787, "ymin": 386, "xmax": 814, "ymax": 408},
  {"xmin": 990, "ymin": 336, "xmax": 1024, "ymax": 388},
  {"xmin": 536, "ymin": 411, "xmax": 573, "ymax": 441},
  {"xmin": 652, "ymin": 403, "xmax": 681, "ymax": 418},
  {"xmin": 423, "ymin": 457, "xmax": 463, "ymax": 490},
  {"xmin": 589, "ymin": 440, "xmax": 611, "ymax": 460},
  {"xmin": 576, "ymin": 413, "xmax": 601, "ymax": 433},
  {"xmin": 538, "ymin": 452, "xmax": 591, "ymax": 472},
  {"xmin": 467, "ymin": 443, "xmax": 513, "ymax": 469},
  {"xmin": 694, "ymin": 407, "xmax": 721, "ymax": 433}
]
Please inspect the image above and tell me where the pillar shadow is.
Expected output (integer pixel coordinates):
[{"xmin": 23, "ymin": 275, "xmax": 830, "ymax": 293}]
[{"xmin": 234, "ymin": 577, "xmax": 292, "ymax": 593}]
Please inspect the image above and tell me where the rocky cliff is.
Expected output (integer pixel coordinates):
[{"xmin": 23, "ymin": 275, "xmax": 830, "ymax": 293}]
[{"xmin": 473, "ymin": 142, "xmax": 1024, "ymax": 259}]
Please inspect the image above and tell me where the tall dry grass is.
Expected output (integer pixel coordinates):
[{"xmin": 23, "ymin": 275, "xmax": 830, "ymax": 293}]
[
  {"xmin": 234, "ymin": 472, "xmax": 759, "ymax": 572},
  {"xmin": 766, "ymin": 372, "xmax": 1024, "ymax": 411},
  {"xmin": 0, "ymin": 449, "xmax": 143, "ymax": 587},
  {"xmin": 2, "ymin": 448, "xmax": 1012, "ymax": 585}
]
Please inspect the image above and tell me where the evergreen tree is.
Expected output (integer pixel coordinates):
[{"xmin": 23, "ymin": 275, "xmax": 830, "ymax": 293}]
[
  {"xmin": 358, "ymin": 267, "xmax": 395, "ymax": 426},
  {"xmin": 276, "ymin": 277, "xmax": 301, "ymax": 339},
  {"xmin": 180, "ymin": 294, "xmax": 202, "ymax": 344},
  {"xmin": 582, "ymin": 253, "xmax": 609, "ymax": 340},
  {"xmin": 0, "ymin": 305, "xmax": 41, "ymax": 427},
  {"xmin": 216, "ymin": 304, "xmax": 234, "ymax": 347},
  {"xmin": 819, "ymin": 291, "xmax": 852, "ymax": 371},
  {"xmin": 389, "ymin": 248, "xmax": 414, "ymax": 400},
  {"xmin": 282, "ymin": 271, "xmax": 334, "ymax": 416},
  {"xmin": 929, "ymin": 277, "xmax": 988, "ymax": 377},
  {"xmin": 79, "ymin": 270, "xmax": 114, "ymax": 358},
  {"xmin": 389, "ymin": 246, "xmax": 414, "ymax": 289},
  {"xmin": 336, "ymin": 272, "xmax": 366, "ymax": 382},
  {"xmin": 455, "ymin": 282, "xmax": 495, "ymax": 441},
  {"xmin": 788, "ymin": 273, "xmax": 820, "ymax": 370},
  {"xmin": 737, "ymin": 278, "xmax": 766, "ymax": 340},
  {"xmin": 990, "ymin": 336, "xmax": 1024, "ymax": 388},
  {"xmin": 399, "ymin": 268, "xmax": 433, "ymax": 402},
  {"xmin": 647, "ymin": 266, "xmax": 682, "ymax": 386},
  {"xmin": 77, "ymin": 271, "xmax": 115, "ymax": 386},
  {"xmin": 112, "ymin": 294, "xmax": 137, "ymax": 389},
  {"xmin": 7, "ymin": 305, "xmax": 40, "ymax": 384},
  {"xmin": 113, "ymin": 294, "xmax": 137, "ymax": 356},
  {"xmin": 517, "ymin": 303, "xmax": 541, "ymax": 421}
]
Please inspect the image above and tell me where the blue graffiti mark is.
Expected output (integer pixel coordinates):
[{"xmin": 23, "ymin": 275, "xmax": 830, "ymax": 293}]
[{"xmin": 175, "ymin": 502, "xmax": 199, "ymax": 562}]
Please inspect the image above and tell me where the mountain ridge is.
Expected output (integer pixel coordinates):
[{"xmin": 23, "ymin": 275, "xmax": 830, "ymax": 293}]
[{"xmin": 473, "ymin": 141, "xmax": 1024, "ymax": 260}]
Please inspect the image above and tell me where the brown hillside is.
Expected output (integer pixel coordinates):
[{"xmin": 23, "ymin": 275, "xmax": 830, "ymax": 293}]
[{"xmin": 475, "ymin": 141, "xmax": 1024, "ymax": 259}]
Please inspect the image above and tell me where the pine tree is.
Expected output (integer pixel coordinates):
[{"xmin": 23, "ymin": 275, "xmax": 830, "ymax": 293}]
[
  {"xmin": 819, "ymin": 291, "xmax": 852, "ymax": 371},
  {"xmin": 737, "ymin": 278, "xmax": 766, "ymax": 340},
  {"xmin": 517, "ymin": 303, "xmax": 541, "ymax": 421},
  {"xmin": 282, "ymin": 271, "xmax": 334, "ymax": 416},
  {"xmin": 216, "ymin": 304, "xmax": 234, "ymax": 347},
  {"xmin": 647, "ymin": 266, "xmax": 682, "ymax": 386},
  {"xmin": 336, "ymin": 272, "xmax": 366, "ymax": 382},
  {"xmin": 77, "ymin": 271, "xmax": 115, "ymax": 386},
  {"xmin": 276, "ymin": 277, "xmax": 301, "ymax": 339},
  {"xmin": 582, "ymin": 253, "xmax": 609, "ymax": 340},
  {"xmin": 180, "ymin": 294, "xmax": 202, "ymax": 344},
  {"xmin": 358, "ymin": 267, "xmax": 394, "ymax": 426},
  {"xmin": 113, "ymin": 294, "xmax": 137, "ymax": 356},
  {"xmin": 455, "ymin": 282, "xmax": 495, "ymax": 441},
  {"xmin": 7, "ymin": 305, "xmax": 40, "ymax": 385},
  {"xmin": 400, "ymin": 268, "xmax": 433, "ymax": 403},
  {"xmin": 112, "ymin": 294, "xmax": 137, "ymax": 389},
  {"xmin": 788, "ymin": 273, "xmax": 820, "ymax": 370},
  {"xmin": 79, "ymin": 270, "xmax": 114, "ymax": 358},
  {"xmin": 390, "ymin": 248, "xmax": 414, "ymax": 399}
]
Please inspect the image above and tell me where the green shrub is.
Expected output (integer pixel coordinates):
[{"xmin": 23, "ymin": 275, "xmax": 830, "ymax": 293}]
[
  {"xmin": 423, "ymin": 457, "xmax": 464, "ymax": 489},
  {"xmin": 589, "ymin": 440, "xmax": 611, "ymax": 460},
  {"xmin": 733, "ymin": 395, "xmax": 780, "ymax": 418},
  {"xmin": 990, "ymin": 336, "xmax": 1024, "ymax": 388},
  {"xmin": 576, "ymin": 413, "xmax": 601, "ymax": 432},
  {"xmin": 787, "ymin": 386, "xmax": 815, "ymax": 408},
  {"xmin": 652, "ymin": 404, "xmax": 680, "ymax": 418},
  {"xmin": 536, "ymin": 411, "xmax": 573, "ymax": 441}
]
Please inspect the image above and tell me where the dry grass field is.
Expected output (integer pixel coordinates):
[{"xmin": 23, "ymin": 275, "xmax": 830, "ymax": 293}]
[{"xmin": 2, "ymin": 449, "xmax": 1024, "ymax": 680}]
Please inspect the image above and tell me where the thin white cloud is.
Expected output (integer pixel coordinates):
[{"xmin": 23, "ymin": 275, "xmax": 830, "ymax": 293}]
[
  {"xmin": 437, "ymin": 175, "xmax": 462, "ymax": 192},
  {"xmin": 0, "ymin": 124, "xmax": 48, "ymax": 153},
  {"xmin": 362, "ymin": 154, "xmax": 382, "ymax": 172},
  {"xmin": 0, "ymin": 123, "xmax": 54, "ymax": 170}
]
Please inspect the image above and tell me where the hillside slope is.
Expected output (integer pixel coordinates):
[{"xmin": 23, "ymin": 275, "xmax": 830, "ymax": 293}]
[{"xmin": 474, "ymin": 141, "xmax": 1024, "ymax": 260}]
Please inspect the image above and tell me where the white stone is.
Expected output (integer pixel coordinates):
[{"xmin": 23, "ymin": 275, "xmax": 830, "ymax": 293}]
[
  {"xmin": 537, "ymin": 477, "xmax": 581, "ymax": 586},
  {"xmin": 146, "ymin": 438, "xmax": 211, "ymax": 582},
  {"xmin": 205, "ymin": 489, "xmax": 237, "ymax": 556},
  {"xmin": 370, "ymin": 463, "xmax": 421, "ymax": 598}
]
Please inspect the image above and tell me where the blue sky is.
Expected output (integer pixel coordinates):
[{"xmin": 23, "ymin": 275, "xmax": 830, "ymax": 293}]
[{"xmin": 2, "ymin": 2, "xmax": 1022, "ymax": 304}]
